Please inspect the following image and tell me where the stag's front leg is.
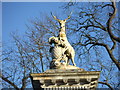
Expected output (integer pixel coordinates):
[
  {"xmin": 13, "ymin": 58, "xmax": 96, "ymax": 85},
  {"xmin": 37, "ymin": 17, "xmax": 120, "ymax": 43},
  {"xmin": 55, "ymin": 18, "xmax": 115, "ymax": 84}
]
[{"xmin": 62, "ymin": 55, "xmax": 68, "ymax": 65}]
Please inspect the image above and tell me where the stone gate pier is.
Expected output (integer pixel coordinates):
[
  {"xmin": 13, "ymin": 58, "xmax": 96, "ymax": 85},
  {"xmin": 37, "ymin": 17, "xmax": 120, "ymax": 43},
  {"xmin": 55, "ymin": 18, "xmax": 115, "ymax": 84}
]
[
  {"xmin": 30, "ymin": 14, "xmax": 100, "ymax": 90},
  {"xmin": 30, "ymin": 69, "xmax": 100, "ymax": 90}
]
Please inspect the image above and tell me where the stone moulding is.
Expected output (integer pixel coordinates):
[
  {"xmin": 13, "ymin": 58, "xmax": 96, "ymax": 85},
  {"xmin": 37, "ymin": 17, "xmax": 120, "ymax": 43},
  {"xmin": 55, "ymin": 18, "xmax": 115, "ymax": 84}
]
[{"xmin": 30, "ymin": 69, "xmax": 100, "ymax": 89}]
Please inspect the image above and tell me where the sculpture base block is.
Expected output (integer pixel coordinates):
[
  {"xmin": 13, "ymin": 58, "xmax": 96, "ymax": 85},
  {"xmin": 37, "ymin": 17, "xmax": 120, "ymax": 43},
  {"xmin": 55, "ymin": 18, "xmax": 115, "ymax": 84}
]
[
  {"xmin": 50, "ymin": 60, "xmax": 83, "ymax": 69},
  {"xmin": 30, "ymin": 69, "xmax": 100, "ymax": 89}
]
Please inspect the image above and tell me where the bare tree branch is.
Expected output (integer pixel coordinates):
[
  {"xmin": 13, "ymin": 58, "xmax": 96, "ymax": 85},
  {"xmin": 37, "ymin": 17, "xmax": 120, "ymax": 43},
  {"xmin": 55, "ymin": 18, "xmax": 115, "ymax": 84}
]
[
  {"xmin": 88, "ymin": 41, "xmax": 120, "ymax": 70},
  {"xmin": 1, "ymin": 76, "xmax": 19, "ymax": 90},
  {"xmin": 21, "ymin": 76, "xmax": 30, "ymax": 89},
  {"xmin": 98, "ymin": 81, "xmax": 114, "ymax": 90},
  {"xmin": 77, "ymin": 25, "xmax": 106, "ymax": 31},
  {"xmin": 79, "ymin": 32, "xmax": 120, "ymax": 70},
  {"xmin": 107, "ymin": 0, "xmax": 120, "ymax": 42}
]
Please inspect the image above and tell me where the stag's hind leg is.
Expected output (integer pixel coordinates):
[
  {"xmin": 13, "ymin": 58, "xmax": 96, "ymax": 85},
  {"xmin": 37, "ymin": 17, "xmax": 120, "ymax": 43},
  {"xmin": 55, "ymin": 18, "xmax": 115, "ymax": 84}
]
[{"xmin": 71, "ymin": 54, "xmax": 76, "ymax": 66}]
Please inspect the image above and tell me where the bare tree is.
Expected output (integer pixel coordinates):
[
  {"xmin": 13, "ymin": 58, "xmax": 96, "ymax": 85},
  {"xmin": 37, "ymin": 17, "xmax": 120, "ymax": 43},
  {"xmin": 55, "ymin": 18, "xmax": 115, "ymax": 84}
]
[
  {"xmin": 1, "ymin": 16, "xmax": 58, "ymax": 88},
  {"xmin": 63, "ymin": 0, "xmax": 120, "ymax": 89}
]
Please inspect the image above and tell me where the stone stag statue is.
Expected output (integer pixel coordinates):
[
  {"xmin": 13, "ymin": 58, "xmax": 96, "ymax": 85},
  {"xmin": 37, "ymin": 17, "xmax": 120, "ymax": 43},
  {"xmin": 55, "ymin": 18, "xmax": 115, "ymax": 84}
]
[{"xmin": 49, "ymin": 13, "xmax": 76, "ymax": 69}]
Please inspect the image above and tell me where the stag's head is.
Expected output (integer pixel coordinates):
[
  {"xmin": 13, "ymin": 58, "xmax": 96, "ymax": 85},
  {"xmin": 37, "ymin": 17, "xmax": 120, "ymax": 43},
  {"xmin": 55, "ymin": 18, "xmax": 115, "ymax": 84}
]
[{"xmin": 51, "ymin": 13, "xmax": 71, "ymax": 28}]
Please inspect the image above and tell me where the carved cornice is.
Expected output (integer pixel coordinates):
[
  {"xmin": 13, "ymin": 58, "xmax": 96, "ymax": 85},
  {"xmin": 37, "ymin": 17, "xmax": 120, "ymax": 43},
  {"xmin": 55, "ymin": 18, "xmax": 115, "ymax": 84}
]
[{"xmin": 30, "ymin": 69, "xmax": 100, "ymax": 89}]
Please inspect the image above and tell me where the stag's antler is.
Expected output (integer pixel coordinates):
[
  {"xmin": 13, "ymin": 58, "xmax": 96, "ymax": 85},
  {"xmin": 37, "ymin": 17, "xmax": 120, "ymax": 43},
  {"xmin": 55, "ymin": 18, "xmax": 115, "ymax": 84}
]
[
  {"xmin": 51, "ymin": 12, "xmax": 72, "ymax": 21},
  {"xmin": 64, "ymin": 12, "xmax": 72, "ymax": 21},
  {"xmin": 51, "ymin": 12, "xmax": 60, "ymax": 22}
]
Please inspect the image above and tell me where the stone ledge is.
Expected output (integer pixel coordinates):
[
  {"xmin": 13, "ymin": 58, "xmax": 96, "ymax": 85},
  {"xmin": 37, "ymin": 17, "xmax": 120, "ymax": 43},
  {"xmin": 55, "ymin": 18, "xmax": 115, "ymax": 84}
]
[
  {"xmin": 31, "ymin": 69, "xmax": 100, "ymax": 77},
  {"xmin": 30, "ymin": 69, "xmax": 100, "ymax": 89}
]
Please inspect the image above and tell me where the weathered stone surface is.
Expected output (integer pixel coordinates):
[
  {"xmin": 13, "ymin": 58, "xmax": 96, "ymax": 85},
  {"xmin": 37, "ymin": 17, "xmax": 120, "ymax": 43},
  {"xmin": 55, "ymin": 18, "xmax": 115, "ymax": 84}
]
[
  {"xmin": 50, "ymin": 60, "xmax": 84, "ymax": 70},
  {"xmin": 49, "ymin": 14, "xmax": 76, "ymax": 69},
  {"xmin": 30, "ymin": 69, "xmax": 100, "ymax": 89}
]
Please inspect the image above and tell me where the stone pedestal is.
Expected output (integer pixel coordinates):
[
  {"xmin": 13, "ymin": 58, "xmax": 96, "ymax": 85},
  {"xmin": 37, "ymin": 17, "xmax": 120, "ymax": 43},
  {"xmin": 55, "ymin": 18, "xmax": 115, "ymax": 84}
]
[{"xmin": 30, "ymin": 69, "xmax": 100, "ymax": 90}]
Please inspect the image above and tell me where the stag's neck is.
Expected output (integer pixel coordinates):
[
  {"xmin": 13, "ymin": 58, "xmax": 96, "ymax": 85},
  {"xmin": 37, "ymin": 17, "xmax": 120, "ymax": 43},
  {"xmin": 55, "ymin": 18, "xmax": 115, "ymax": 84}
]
[
  {"xmin": 60, "ymin": 25, "xmax": 66, "ymax": 33},
  {"xmin": 60, "ymin": 28, "xmax": 66, "ymax": 33}
]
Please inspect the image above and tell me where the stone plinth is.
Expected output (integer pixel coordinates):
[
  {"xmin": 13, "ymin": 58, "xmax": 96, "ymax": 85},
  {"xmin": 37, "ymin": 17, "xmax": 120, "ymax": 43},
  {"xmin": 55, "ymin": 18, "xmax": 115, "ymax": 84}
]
[{"xmin": 30, "ymin": 69, "xmax": 100, "ymax": 89}]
